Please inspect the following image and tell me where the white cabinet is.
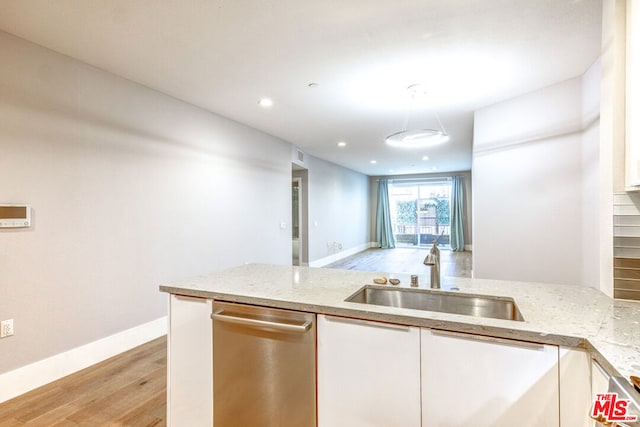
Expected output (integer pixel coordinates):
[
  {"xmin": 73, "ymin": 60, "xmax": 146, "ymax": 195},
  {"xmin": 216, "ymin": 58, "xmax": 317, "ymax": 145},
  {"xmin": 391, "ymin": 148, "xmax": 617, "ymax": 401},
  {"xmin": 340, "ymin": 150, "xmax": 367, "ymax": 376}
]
[
  {"xmin": 317, "ymin": 314, "xmax": 421, "ymax": 427},
  {"xmin": 167, "ymin": 294, "xmax": 212, "ymax": 427},
  {"xmin": 559, "ymin": 348, "xmax": 593, "ymax": 427},
  {"xmin": 627, "ymin": 0, "xmax": 640, "ymax": 189},
  {"xmin": 421, "ymin": 329, "xmax": 559, "ymax": 427},
  {"xmin": 591, "ymin": 360, "xmax": 612, "ymax": 427},
  {"xmin": 167, "ymin": 299, "xmax": 608, "ymax": 427},
  {"xmin": 591, "ymin": 360, "xmax": 611, "ymax": 398}
]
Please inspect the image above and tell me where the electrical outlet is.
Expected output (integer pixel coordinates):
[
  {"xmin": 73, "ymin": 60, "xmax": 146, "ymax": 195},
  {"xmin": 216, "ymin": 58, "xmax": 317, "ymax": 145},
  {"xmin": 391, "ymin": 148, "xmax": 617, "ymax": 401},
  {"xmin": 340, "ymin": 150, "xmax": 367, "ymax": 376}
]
[{"xmin": 1, "ymin": 319, "xmax": 14, "ymax": 338}]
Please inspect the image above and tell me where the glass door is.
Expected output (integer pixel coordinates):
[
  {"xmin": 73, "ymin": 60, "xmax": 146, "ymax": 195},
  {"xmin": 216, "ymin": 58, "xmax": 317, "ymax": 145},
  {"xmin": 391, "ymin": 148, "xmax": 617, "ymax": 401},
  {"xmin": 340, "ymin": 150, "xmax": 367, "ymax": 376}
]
[{"xmin": 389, "ymin": 179, "xmax": 452, "ymax": 248}]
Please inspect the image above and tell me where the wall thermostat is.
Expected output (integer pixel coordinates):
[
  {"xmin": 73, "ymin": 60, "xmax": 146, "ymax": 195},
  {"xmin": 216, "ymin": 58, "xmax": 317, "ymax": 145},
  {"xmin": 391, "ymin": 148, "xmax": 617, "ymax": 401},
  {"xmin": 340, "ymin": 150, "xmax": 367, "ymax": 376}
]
[{"xmin": 0, "ymin": 204, "xmax": 31, "ymax": 228}]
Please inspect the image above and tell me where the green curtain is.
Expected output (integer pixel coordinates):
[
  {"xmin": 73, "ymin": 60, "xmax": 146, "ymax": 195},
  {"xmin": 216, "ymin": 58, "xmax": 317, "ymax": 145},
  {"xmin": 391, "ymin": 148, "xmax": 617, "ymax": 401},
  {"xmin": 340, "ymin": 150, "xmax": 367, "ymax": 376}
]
[
  {"xmin": 376, "ymin": 179, "xmax": 396, "ymax": 249},
  {"xmin": 450, "ymin": 176, "xmax": 465, "ymax": 251}
]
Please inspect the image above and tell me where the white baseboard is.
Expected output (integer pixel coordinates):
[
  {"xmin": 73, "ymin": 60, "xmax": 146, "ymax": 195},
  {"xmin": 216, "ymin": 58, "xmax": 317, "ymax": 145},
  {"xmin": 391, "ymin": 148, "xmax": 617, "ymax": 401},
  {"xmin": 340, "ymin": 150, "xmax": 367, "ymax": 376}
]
[
  {"xmin": 464, "ymin": 244, "xmax": 473, "ymax": 251},
  {"xmin": 0, "ymin": 316, "xmax": 167, "ymax": 403},
  {"xmin": 309, "ymin": 242, "xmax": 376, "ymax": 267}
]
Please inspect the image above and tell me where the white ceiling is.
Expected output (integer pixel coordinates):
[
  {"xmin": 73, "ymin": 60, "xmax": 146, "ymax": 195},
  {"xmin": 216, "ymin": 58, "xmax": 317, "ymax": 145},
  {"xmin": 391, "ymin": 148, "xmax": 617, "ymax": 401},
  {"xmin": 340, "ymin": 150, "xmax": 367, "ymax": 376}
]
[{"xmin": 0, "ymin": 0, "xmax": 602, "ymax": 176}]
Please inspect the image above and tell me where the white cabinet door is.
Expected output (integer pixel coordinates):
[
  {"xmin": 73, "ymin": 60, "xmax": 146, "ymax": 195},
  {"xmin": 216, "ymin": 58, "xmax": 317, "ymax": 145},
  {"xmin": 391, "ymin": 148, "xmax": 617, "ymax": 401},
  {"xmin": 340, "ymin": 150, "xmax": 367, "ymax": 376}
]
[
  {"xmin": 168, "ymin": 294, "xmax": 212, "ymax": 427},
  {"xmin": 421, "ymin": 329, "xmax": 559, "ymax": 427},
  {"xmin": 627, "ymin": 0, "xmax": 640, "ymax": 189},
  {"xmin": 559, "ymin": 348, "xmax": 592, "ymax": 426},
  {"xmin": 591, "ymin": 360, "xmax": 612, "ymax": 427},
  {"xmin": 317, "ymin": 314, "xmax": 421, "ymax": 427},
  {"xmin": 591, "ymin": 360, "xmax": 610, "ymax": 395}
]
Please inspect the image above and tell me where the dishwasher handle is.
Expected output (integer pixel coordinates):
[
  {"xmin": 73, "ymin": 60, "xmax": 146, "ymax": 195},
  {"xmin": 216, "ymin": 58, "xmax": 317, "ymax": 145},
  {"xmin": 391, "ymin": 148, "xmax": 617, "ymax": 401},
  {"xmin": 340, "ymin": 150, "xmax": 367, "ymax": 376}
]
[{"xmin": 212, "ymin": 311, "xmax": 312, "ymax": 333}]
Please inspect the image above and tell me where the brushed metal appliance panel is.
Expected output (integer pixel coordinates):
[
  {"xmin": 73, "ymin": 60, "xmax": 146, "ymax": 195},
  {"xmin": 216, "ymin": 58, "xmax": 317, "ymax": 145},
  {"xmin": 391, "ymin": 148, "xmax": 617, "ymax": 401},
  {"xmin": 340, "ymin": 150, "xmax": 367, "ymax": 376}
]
[{"xmin": 212, "ymin": 301, "xmax": 316, "ymax": 427}]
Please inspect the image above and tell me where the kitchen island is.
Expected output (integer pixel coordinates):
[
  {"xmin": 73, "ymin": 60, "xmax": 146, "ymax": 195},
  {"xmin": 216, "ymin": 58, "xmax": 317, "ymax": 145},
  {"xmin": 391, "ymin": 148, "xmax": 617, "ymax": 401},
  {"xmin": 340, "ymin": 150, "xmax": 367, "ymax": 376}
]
[{"xmin": 160, "ymin": 263, "xmax": 640, "ymax": 426}]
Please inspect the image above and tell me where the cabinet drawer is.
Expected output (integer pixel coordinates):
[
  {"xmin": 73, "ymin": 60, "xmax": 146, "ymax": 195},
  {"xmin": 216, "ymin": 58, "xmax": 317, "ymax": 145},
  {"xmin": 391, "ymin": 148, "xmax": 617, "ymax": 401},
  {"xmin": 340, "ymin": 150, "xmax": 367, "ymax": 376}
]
[
  {"xmin": 421, "ymin": 329, "xmax": 559, "ymax": 427},
  {"xmin": 317, "ymin": 315, "xmax": 421, "ymax": 427}
]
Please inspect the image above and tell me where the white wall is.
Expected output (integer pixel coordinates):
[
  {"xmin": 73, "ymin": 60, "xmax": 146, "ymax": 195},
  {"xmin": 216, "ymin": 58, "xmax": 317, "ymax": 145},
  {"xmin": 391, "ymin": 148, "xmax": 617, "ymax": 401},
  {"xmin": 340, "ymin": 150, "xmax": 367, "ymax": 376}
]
[
  {"xmin": 472, "ymin": 63, "xmax": 600, "ymax": 287},
  {"xmin": 581, "ymin": 61, "xmax": 602, "ymax": 291},
  {"xmin": 0, "ymin": 31, "xmax": 293, "ymax": 374},
  {"xmin": 306, "ymin": 155, "xmax": 370, "ymax": 264}
]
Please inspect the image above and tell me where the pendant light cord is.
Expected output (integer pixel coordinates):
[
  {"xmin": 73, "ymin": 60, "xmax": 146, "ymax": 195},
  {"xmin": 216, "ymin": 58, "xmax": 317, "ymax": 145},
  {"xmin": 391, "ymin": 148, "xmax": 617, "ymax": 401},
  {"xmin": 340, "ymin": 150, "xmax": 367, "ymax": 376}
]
[
  {"xmin": 401, "ymin": 85, "xmax": 447, "ymax": 135},
  {"xmin": 432, "ymin": 109, "xmax": 448, "ymax": 136}
]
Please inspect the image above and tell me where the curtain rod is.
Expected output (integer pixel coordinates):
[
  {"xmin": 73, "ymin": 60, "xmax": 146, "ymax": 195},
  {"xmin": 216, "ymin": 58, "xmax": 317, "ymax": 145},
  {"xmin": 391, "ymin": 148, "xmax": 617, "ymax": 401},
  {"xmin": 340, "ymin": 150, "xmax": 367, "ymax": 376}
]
[{"xmin": 375, "ymin": 176, "xmax": 454, "ymax": 182}]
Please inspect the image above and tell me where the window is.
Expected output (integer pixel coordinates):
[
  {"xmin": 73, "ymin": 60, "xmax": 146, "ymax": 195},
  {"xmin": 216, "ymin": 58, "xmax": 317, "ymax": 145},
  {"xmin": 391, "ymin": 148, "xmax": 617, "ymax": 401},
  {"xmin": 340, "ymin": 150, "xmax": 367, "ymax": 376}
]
[{"xmin": 389, "ymin": 179, "xmax": 451, "ymax": 248}]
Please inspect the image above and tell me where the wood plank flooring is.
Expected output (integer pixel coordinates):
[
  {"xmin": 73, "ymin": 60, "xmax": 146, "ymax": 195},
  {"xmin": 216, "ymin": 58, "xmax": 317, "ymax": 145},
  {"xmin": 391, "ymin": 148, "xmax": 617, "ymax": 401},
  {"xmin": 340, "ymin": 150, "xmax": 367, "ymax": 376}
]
[
  {"xmin": 0, "ymin": 249, "xmax": 470, "ymax": 426},
  {"xmin": 0, "ymin": 336, "xmax": 167, "ymax": 427},
  {"xmin": 325, "ymin": 247, "xmax": 473, "ymax": 278}
]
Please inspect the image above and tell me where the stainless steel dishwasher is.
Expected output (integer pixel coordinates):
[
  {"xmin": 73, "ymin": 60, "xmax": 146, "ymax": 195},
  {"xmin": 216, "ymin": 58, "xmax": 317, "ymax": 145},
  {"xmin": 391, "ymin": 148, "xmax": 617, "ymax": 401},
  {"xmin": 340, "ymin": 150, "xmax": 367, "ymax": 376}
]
[{"xmin": 211, "ymin": 301, "xmax": 316, "ymax": 427}]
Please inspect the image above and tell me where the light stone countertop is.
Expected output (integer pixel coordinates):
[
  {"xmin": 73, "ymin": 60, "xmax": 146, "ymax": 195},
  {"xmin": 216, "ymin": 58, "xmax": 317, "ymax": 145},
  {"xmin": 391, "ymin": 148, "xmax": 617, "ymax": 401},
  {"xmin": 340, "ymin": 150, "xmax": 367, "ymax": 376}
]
[{"xmin": 160, "ymin": 263, "xmax": 640, "ymax": 381}]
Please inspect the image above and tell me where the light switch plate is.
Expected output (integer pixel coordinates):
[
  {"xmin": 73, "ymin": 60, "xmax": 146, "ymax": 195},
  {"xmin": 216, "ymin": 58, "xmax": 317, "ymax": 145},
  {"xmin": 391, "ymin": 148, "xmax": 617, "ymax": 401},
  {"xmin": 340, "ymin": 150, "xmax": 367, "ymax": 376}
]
[{"xmin": 1, "ymin": 319, "xmax": 14, "ymax": 338}]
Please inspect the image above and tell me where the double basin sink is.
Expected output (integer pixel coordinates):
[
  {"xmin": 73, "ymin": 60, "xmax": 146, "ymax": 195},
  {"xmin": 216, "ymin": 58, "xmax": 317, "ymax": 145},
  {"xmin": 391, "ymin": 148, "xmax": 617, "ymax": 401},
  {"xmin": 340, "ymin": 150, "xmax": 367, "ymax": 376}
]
[{"xmin": 346, "ymin": 285, "xmax": 524, "ymax": 322}]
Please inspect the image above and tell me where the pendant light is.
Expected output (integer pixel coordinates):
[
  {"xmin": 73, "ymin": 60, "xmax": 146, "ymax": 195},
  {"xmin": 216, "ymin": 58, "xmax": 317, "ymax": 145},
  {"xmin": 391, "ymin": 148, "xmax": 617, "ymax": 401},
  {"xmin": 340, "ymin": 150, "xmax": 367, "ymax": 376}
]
[{"xmin": 385, "ymin": 84, "xmax": 449, "ymax": 148}]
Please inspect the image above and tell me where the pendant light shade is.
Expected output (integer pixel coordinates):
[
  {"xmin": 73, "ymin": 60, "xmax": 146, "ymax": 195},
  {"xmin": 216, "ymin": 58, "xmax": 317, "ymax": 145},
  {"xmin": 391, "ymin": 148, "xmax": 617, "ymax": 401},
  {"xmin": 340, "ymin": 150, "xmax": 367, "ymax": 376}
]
[
  {"xmin": 385, "ymin": 129, "xmax": 449, "ymax": 147},
  {"xmin": 385, "ymin": 84, "xmax": 449, "ymax": 148}
]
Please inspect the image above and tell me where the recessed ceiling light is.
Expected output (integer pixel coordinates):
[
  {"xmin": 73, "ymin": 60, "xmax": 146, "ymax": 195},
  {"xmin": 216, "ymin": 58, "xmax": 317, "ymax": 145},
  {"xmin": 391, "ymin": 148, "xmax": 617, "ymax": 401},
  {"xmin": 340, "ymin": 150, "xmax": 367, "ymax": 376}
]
[
  {"xmin": 308, "ymin": 83, "xmax": 319, "ymax": 88},
  {"xmin": 422, "ymin": 155, "xmax": 429, "ymax": 161},
  {"xmin": 337, "ymin": 141, "xmax": 347, "ymax": 147},
  {"xmin": 370, "ymin": 160, "xmax": 377, "ymax": 164},
  {"xmin": 258, "ymin": 98, "xmax": 273, "ymax": 108}
]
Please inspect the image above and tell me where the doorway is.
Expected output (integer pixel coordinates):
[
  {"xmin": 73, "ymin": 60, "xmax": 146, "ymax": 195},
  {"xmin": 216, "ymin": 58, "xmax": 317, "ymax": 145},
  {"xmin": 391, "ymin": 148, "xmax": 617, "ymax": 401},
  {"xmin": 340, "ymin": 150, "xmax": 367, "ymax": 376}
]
[
  {"xmin": 292, "ymin": 166, "xmax": 309, "ymax": 266},
  {"xmin": 292, "ymin": 177, "xmax": 302, "ymax": 265},
  {"xmin": 389, "ymin": 179, "xmax": 452, "ymax": 248}
]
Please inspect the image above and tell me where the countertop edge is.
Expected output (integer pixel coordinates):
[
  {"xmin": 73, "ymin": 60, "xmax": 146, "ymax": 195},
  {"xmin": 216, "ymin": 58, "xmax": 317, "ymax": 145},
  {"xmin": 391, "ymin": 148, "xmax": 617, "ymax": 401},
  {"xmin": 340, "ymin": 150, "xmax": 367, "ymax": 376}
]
[
  {"xmin": 159, "ymin": 263, "xmax": 640, "ymax": 383},
  {"xmin": 159, "ymin": 284, "xmax": 588, "ymax": 357}
]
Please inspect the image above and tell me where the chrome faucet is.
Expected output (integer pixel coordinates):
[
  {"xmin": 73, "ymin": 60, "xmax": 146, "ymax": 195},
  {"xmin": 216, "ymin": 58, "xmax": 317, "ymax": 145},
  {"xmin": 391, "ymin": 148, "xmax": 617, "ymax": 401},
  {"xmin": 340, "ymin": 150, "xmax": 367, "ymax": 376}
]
[{"xmin": 423, "ymin": 240, "xmax": 440, "ymax": 289}]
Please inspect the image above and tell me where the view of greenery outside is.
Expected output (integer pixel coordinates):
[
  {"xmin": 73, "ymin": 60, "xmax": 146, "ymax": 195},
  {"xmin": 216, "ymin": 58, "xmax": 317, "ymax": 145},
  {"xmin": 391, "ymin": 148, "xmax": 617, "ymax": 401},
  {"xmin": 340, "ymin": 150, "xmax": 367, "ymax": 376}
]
[
  {"xmin": 435, "ymin": 199, "xmax": 450, "ymax": 226},
  {"xmin": 396, "ymin": 200, "xmax": 417, "ymax": 228},
  {"xmin": 424, "ymin": 198, "xmax": 450, "ymax": 238}
]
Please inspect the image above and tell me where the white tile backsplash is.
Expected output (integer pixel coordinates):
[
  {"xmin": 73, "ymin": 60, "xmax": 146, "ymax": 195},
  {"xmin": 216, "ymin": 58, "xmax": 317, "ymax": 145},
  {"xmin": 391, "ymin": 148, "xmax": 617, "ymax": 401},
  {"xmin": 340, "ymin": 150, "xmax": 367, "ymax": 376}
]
[
  {"xmin": 614, "ymin": 226, "xmax": 640, "ymax": 237},
  {"xmin": 614, "ymin": 247, "xmax": 640, "ymax": 258},
  {"xmin": 613, "ymin": 193, "xmax": 640, "ymax": 300}
]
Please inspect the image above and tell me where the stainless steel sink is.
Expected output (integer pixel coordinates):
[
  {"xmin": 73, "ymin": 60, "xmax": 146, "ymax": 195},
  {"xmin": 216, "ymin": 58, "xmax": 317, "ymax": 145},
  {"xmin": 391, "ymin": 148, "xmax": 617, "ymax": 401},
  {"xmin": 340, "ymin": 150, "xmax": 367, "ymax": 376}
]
[{"xmin": 345, "ymin": 286, "xmax": 524, "ymax": 321}]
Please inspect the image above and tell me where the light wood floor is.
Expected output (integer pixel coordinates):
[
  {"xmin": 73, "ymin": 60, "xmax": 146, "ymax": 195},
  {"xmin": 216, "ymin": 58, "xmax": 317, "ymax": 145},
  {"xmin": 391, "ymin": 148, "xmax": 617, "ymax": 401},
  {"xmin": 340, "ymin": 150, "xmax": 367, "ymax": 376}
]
[
  {"xmin": 0, "ymin": 249, "xmax": 470, "ymax": 426},
  {"xmin": 0, "ymin": 336, "xmax": 167, "ymax": 427},
  {"xmin": 326, "ymin": 247, "xmax": 473, "ymax": 278}
]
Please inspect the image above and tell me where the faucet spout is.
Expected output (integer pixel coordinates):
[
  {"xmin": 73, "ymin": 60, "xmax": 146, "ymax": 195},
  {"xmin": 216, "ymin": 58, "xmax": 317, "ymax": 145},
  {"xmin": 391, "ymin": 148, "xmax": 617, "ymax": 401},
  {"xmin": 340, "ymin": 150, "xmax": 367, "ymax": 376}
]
[{"xmin": 423, "ymin": 240, "xmax": 441, "ymax": 289}]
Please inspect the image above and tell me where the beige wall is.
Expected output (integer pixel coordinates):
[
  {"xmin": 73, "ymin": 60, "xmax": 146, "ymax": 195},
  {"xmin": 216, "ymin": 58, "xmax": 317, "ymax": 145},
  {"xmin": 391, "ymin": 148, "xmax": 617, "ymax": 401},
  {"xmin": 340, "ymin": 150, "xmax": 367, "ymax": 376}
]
[{"xmin": 0, "ymin": 31, "xmax": 294, "ymax": 373}]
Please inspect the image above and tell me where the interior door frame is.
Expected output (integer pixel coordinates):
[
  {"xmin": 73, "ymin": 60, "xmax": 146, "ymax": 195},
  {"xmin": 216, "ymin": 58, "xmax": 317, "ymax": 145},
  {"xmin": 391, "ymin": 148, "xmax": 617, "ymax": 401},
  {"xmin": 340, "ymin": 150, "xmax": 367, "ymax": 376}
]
[{"xmin": 292, "ymin": 177, "xmax": 303, "ymax": 265}]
